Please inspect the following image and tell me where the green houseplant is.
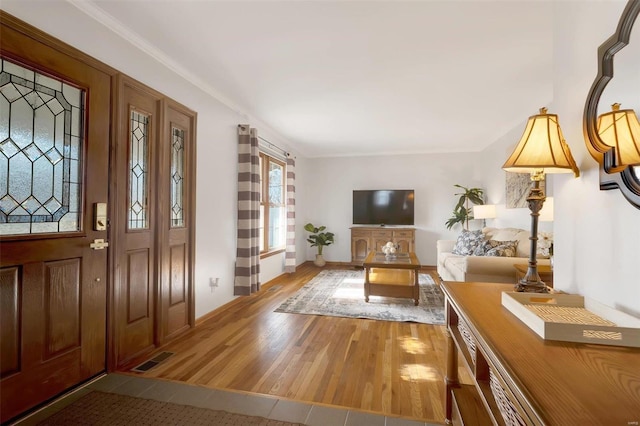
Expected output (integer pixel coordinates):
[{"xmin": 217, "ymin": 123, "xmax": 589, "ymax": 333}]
[
  {"xmin": 304, "ymin": 223, "xmax": 335, "ymax": 267},
  {"xmin": 445, "ymin": 185, "xmax": 485, "ymax": 230}
]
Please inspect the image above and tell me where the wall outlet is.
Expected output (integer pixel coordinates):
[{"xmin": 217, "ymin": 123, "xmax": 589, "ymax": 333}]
[{"xmin": 209, "ymin": 277, "xmax": 219, "ymax": 288}]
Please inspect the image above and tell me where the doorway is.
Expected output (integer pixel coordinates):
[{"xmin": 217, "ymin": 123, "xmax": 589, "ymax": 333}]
[{"xmin": 0, "ymin": 12, "xmax": 196, "ymax": 423}]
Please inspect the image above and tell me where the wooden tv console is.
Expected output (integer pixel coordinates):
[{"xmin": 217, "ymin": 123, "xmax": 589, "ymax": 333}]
[{"xmin": 350, "ymin": 227, "xmax": 415, "ymax": 264}]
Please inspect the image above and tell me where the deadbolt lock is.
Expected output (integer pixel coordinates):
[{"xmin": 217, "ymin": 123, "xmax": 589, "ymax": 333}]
[{"xmin": 94, "ymin": 202, "xmax": 107, "ymax": 231}]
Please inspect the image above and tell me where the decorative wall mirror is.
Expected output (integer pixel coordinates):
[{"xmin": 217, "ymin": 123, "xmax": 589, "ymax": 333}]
[{"xmin": 583, "ymin": 0, "xmax": 640, "ymax": 210}]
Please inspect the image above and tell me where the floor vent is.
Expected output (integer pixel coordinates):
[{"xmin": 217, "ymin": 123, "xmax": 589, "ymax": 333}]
[
  {"xmin": 267, "ymin": 285, "xmax": 282, "ymax": 292},
  {"xmin": 131, "ymin": 351, "xmax": 175, "ymax": 373}
]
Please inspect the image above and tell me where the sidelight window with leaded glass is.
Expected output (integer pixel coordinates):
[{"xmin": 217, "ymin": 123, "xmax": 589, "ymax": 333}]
[
  {"xmin": 170, "ymin": 127, "xmax": 185, "ymax": 227},
  {"xmin": 128, "ymin": 110, "xmax": 149, "ymax": 229},
  {"xmin": 0, "ymin": 58, "xmax": 84, "ymax": 236}
]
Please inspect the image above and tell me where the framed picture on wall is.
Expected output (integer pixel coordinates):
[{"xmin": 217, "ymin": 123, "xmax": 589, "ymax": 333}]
[{"xmin": 505, "ymin": 172, "xmax": 545, "ymax": 208}]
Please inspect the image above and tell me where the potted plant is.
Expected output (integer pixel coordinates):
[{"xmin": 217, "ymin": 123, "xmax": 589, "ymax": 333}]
[
  {"xmin": 304, "ymin": 223, "xmax": 335, "ymax": 267},
  {"xmin": 445, "ymin": 185, "xmax": 484, "ymax": 230}
]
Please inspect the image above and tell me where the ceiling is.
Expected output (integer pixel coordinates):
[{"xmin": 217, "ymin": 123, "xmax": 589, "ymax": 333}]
[{"xmin": 80, "ymin": 0, "xmax": 555, "ymax": 157}]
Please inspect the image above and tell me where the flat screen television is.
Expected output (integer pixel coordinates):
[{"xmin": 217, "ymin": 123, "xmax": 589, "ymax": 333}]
[{"xmin": 352, "ymin": 190, "xmax": 415, "ymax": 226}]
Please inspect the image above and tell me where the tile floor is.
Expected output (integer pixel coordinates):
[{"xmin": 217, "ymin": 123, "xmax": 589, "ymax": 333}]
[{"xmin": 12, "ymin": 374, "xmax": 442, "ymax": 426}]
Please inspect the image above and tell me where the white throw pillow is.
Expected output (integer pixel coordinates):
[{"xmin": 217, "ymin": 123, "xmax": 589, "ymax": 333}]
[{"xmin": 537, "ymin": 232, "xmax": 553, "ymax": 258}]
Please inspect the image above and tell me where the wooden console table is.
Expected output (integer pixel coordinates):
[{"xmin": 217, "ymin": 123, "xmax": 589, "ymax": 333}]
[
  {"xmin": 442, "ymin": 281, "xmax": 640, "ymax": 425},
  {"xmin": 363, "ymin": 251, "xmax": 421, "ymax": 305}
]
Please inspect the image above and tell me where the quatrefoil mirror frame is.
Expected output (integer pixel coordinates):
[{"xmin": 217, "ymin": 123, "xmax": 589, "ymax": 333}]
[{"xmin": 583, "ymin": 0, "xmax": 640, "ymax": 210}]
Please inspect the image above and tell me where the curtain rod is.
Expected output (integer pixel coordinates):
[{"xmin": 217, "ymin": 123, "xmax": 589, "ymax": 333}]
[{"xmin": 258, "ymin": 136, "xmax": 289, "ymax": 157}]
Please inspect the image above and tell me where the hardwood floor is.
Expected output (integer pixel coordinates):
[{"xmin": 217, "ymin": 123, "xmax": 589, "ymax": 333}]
[{"xmin": 121, "ymin": 263, "xmax": 459, "ymax": 424}]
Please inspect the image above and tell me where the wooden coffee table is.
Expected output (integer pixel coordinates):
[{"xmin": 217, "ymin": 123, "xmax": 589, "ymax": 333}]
[{"xmin": 363, "ymin": 251, "xmax": 421, "ymax": 305}]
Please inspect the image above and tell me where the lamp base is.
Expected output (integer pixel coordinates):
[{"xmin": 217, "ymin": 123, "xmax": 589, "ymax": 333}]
[
  {"xmin": 515, "ymin": 266, "xmax": 549, "ymax": 293},
  {"xmin": 515, "ymin": 280, "xmax": 549, "ymax": 293},
  {"xmin": 514, "ymin": 174, "xmax": 549, "ymax": 294}
]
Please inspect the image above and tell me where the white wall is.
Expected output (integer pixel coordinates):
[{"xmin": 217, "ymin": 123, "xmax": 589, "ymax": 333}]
[
  {"xmin": 550, "ymin": 1, "xmax": 639, "ymax": 317},
  {"xmin": 302, "ymin": 153, "xmax": 489, "ymax": 265},
  {"xmin": 301, "ymin": 137, "xmax": 552, "ymax": 268}
]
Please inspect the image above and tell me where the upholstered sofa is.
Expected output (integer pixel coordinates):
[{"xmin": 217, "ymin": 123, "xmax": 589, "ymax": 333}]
[{"xmin": 437, "ymin": 227, "xmax": 552, "ymax": 283}]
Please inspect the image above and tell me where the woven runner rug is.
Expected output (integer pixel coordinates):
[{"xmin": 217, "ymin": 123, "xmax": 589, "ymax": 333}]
[
  {"xmin": 38, "ymin": 391, "xmax": 303, "ymax": 426},
  {"xmin": 275, "ymin": 269, "xmax": 445, "ymax": 324}
]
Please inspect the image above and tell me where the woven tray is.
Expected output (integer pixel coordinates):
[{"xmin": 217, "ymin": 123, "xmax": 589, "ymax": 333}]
[{"xmin": 501, "ymin": 292, "xmax": 640, "ymax": 348}]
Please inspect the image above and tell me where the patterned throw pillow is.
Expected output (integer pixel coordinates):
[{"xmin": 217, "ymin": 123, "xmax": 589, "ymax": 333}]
[
  {"xmin": 452, "ymin": 229, "xmax": 484, "ymax": 255},
  {"xmin": 472, "ymin": 243, "xmax": 486, "ymax": 256},
  {"xmin": 484, "ymin": 240, "xmax": 518, "ymax": 257},
  {"xmin": 473, "ymin": 239, "xmax": 501, "ymax": 256},
  {"xmin": 473, "ymin": 240, "xmax": 517, "ymax": 256}
]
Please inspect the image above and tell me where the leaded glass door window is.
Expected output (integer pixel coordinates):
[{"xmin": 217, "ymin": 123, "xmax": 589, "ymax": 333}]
[{"xmin": 0, "ymin": 58, "xmax": 84, "ymax": 235}]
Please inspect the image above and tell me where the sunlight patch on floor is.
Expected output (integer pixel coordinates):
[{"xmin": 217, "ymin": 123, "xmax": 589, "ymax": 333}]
[
  {"xmin": 331, "ymin": 278, "xmax": 364, "ymax": 300},
  {"xmin": 332, "ymin": 287, "xmax": 364, "ymax": 299},
  {"xmin": 399, "ymin": 364, "xmax": 438, "ymax": 382},
  {"xmin": 398, "ymin": 336, "xmax": 427, "ymax": 355}
]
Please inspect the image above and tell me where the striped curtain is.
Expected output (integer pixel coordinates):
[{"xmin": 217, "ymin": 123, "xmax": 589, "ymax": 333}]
[
  {"xmin": 234, "ymin": 124, "xmax": 260, "ymax": 295},
  {"xmin": 284, "ymin": 157, "xmax": 296, "ymax": 273}
]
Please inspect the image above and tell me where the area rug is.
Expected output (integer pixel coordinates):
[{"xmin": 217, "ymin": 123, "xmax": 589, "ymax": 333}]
[
  {"xmin": 38, "ymin": 391, "xmax": 303, "ymax": 426},
  {"xmin": 275, "ymin": 269, "xmax": 445, "ymax": 325}
]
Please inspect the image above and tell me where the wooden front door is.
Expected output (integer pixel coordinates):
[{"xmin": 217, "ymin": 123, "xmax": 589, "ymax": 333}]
[{"xmin": 0, "ymin": 18, "xmax": 112, "ymax": 423}]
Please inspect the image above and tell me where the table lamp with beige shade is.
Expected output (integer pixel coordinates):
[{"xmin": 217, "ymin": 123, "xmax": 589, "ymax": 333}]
[
  {"xmin": 472, "ymin": 204, "xmax": 496, "ymax": 227},
  {"xmin": 503, "ymin": 107, "xmax": 579, "ymax": 293}
]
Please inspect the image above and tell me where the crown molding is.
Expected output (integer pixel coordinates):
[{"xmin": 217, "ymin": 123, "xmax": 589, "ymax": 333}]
[{"xmin": 67, "ymin": 0, "xmax": 300, "ymax": 156}]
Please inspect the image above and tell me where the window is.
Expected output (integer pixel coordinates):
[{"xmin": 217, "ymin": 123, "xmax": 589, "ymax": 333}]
[
  {"xmin": 170, "ymin": 126, "xmax": 185, "ymax": 227},
  {"xmin": 128, "ymin": 110, "xmax": 149, "ymax": 229},
  {"xmin": 0, "ymin": 58, "xmax": 84, "ymax": 236},
  {"xmin": 259, "ymin": 152, "xmax": 285, "ymax": 254}
]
